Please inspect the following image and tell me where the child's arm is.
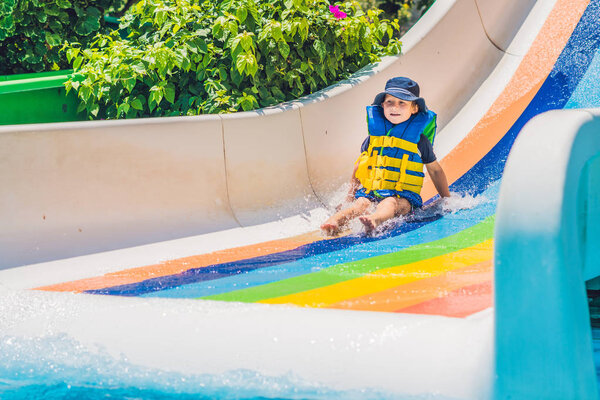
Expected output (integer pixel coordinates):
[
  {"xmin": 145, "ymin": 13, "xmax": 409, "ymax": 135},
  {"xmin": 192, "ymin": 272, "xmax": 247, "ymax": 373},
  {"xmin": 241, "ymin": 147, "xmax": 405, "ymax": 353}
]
[{"xmin": 425, "ymin": 161, "xmax": 451, "ymax": 198}]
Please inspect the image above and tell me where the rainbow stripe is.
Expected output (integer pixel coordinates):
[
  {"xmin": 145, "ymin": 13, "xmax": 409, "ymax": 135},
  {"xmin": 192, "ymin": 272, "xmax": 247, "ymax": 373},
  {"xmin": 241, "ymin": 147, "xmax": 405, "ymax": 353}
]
[{"xmin": 36, "ymin": 0, "xmax": 600, "ymax": 319}]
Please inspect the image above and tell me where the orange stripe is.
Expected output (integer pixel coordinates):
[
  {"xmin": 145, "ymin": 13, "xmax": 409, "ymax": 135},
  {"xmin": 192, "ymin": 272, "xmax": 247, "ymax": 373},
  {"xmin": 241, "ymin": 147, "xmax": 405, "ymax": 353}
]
[
  {"xmin": 396, "ymin": 281, "xmax": 493, "ymax": 318},
  {"xmin": 328, "ymin": 260, "xmax": 492, "ymax": 312},
  {"xmin": 421, "ymin": 0, "xmax": 589, "ymax": 200},
  {"xmin": 35, "ymin": 231, "xmax": 325, "ymax": 292}
]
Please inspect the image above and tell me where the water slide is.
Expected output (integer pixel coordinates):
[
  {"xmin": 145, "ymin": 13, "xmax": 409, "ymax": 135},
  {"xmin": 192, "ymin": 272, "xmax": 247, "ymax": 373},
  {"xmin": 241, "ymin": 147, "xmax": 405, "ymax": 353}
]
[{"xmin": 1, "ymin": 0, "xmax": 600, "ymax": 398}]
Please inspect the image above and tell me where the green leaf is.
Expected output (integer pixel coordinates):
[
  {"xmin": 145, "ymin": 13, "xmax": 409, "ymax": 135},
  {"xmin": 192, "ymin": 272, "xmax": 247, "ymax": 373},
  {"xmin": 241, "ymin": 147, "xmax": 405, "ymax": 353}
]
[
  {"xmin": 257, "ymin": 86, "xmax": 270, "ymax": 99},
  {"xmin": 236, "ymin": 6, "xmax": 247, "ymax": 23},
  {"xmin": 235, "ymin": 53, "xmax": 248, "ymax": 74},
  {"xmin": 226, "ymin": 20, "xmax": 238, "ymax": 36},
  {"xmin": 150, "ymin": 85, "xmax": 164, "ymax": 106},
  {"xmin": 315, "ymin": 63, "xmax": 326, "ymax": 82},
  {"xmin": 271, "ymin": 86, "xmax": 285, "ymax": 101},
  {"xmin": 196, "ymin": 68, "xmax": 206, "ymax": 81},
  {"xmin": 313, "ymin": 40, "xmax": 326, "ymax": 62},
  {"xmin": 298, "ymin": 18, "xmax": 309, "ymax": 42},
  {"xmin": 74, "ymin": 13, "xmax": 100, "ymax": 36},
  {"xmin": 148, "ymin": 98, "xmax": 157, "ymax": 113},
  {"xmin": 155, "ymin": 9, "xmax": 167, "ymax": 26},
  {"xmin": 164, "ymin": 84, "xmax": 175, "ymax": 104},
  {"xmin": 46, "ymin": 5, "xmax": 61, "ymax": 16},
  {"xmin": 241, "ymin": 33, "xmax": 254, "ymax": 52},
  {"xmin": 79, "ymin": 85, "xmax": 91, "ymax": 102},
  {"xmin": 248, "ymin": 2, "xmax": 259, "ymax": 22},
  {"xmin": 271, "ymin": 22, "xmax": 283, "ymax": 42},
  {"xmin": 265, "ymin": 61, "xmax": 276, "ymax": 79},
  {"xmin": 231, "ymin": 36, "xmax": 243, "ymax": 57},
  {"xmin": 238, "ymin": 93, "xmax": 258, "ymax": 111},
  {"xmin": 89, "ymin": 102, "xmax": 99, "ymax": 117},
  {"xmin": 131, "ymin": 98, "xmax": 143, "ymax": 110},
  {"xmin": 45, "ymin": 32, "xmax": 61, "ymax": 47},
  {"xmin": 277, "ymin": 41, "xmax": 290, "ymax": 59},
  {"xmin": 122, "ymin": 76, "xmax": 136, "ymax": 93},
  {"xmin": 117, "ymin": 102, "xmax": 130, "ymax": 117},
  {"xmin": 218, "ymin": 65, "xmax": 228, "ymax": 81},
  {"xmin": 194, "ymin": 38, "xmax": 208, "ymax": 54},
  {"xmin": 73, "ymin": 56, "xmax": 83, "ymax": 70},
  {"xmin": 361, "ymin": 38, "xmax": 372, "ymax": 52},
  {"xmin": 230, "ymin": 66, "xmax": 243, "ymax": 87},
  {"xmin": 246, "ymin": 55, "xmax": 258, "ymax": 76},
  {"xmin": 56, "ymin": 0, "xmax": 72, "ymax": 8}
]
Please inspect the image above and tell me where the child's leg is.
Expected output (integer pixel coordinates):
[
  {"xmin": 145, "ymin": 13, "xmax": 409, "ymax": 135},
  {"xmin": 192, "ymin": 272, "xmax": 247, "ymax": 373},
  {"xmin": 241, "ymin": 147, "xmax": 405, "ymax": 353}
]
[
  {"xmin": 321, "ymin": 197, "xmax": 371, "ymax": 235},
  {"xmin": 359, "ymin": 197, "xmax": 411, "ymax": 233}
]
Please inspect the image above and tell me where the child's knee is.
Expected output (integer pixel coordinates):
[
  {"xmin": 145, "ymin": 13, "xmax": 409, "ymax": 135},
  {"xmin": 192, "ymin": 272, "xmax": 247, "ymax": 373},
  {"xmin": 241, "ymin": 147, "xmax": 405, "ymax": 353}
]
[
  {"xmin": 354, "ymin": 197, "xmax": 371, "ymax": 209},
  {"xmin": 395, "ymin": 197, "xmax": 412, "ymax": 215}
]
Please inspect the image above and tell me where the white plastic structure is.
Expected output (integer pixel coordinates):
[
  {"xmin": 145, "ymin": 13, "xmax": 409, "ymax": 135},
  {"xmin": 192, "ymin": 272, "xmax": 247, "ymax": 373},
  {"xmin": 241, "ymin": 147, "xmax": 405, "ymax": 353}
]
[{"xmin": 495, "ymin": 108, "xmax": 600, "ymax": 399}]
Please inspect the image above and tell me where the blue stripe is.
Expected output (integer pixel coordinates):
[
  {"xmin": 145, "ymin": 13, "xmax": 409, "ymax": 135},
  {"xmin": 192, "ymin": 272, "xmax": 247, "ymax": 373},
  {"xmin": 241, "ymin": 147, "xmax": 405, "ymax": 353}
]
[{"xmin": 565, "ymin": 47, "xmax": 600, "ymax": 109}]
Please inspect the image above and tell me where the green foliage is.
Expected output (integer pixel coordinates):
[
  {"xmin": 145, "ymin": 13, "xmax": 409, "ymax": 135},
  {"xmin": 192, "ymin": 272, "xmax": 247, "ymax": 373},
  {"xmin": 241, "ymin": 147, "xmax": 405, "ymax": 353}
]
[
  {"xmin": 359, "ymin": 0, "xmax": 434, "ymax": 35},
  {"xmin": 65, "ymin": 0, "xmax": 402, "ymax": 119},
  {"xmin": 0, "ymin": 0, "xmax": 120, "ymax": 75}
]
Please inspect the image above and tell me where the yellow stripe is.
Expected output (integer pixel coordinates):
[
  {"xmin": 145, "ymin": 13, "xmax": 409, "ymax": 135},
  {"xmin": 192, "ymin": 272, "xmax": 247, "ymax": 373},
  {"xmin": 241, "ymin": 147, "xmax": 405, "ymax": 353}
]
[
  {"xmin": 398, "ymin": 153, "xmax": 409, "ymax": 190},
  {"xmin": 373, "ymin": 167, "xmax": 424, "ymax": 186},
  {"xmin": 370, "ymin": 136, "xmax": 418, "ymax": 154},
  {"xmin": 259, "ymin": 239, "xmax": 493, "ymax": 307},
  {"xmin": 375, "ymin": 156, "xmax": 422, "ymax": 172}
]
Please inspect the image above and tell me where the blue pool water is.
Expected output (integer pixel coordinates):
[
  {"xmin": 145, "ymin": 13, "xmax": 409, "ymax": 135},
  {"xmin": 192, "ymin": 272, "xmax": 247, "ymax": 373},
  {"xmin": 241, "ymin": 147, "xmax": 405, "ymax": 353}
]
[
  {"xmin": 593, "ymin": 328, "xmax": 600, "ymax": 384},
  {"xmin": 0, "ymin": 333, "xmax": 451, "ymax": 400},
  {"xmin": 2, "ymin": 327, "xmax": 600, "ymax": 399}
]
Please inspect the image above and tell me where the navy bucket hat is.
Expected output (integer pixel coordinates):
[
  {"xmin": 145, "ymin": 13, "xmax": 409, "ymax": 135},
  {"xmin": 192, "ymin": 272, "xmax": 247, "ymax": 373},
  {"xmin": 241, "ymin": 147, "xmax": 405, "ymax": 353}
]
[{"xmin": 373, "ymin": 77, "xmax": 427, "ymax": 112}]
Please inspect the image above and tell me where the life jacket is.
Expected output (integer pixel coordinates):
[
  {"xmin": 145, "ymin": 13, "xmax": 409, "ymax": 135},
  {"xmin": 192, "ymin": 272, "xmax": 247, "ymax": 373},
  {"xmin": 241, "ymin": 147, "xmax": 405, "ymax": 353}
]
[{"xmin": 355, "ymin": 105, "xmax": 437, "ymax": 199}]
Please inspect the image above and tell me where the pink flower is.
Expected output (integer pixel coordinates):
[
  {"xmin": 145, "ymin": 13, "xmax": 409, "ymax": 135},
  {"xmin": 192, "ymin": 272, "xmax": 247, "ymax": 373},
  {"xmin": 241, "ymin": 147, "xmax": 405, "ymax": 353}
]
[{"xmin": 329, "ymin": 5, "xmax": 347, "ymax": 20}]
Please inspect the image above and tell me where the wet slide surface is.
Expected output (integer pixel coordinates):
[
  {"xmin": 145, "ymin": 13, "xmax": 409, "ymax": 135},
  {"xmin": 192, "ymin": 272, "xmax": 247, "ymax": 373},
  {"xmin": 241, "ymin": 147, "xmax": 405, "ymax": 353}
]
[{"xmin": 36, "ymin": 0, "xmax": 600, "ymax": 318}]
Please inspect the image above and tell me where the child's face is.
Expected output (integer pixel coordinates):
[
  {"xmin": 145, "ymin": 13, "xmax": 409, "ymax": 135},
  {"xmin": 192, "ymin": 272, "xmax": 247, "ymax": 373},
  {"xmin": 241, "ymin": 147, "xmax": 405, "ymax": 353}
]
[{"xmin": 382, "ymin": 94, "xmax": 419, "ymax": 124}]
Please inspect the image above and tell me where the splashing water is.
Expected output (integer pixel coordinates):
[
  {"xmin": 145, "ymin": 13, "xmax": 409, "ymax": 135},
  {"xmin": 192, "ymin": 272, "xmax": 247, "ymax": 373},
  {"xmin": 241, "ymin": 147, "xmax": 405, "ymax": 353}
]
[
  {"xmin": 0, "ymin": 333, "xmax": 457, "ymax": 400},
  {"xmin": 322, "ymin": 187, "xmax": 491, "ymax": 237}
]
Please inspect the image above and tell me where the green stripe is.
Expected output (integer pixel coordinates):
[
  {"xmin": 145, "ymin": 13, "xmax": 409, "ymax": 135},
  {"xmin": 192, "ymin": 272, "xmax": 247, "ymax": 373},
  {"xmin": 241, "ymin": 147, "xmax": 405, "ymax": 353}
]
[{"xmin": 200, "ymin": 215, "xmax": 495, "ymax": 303}]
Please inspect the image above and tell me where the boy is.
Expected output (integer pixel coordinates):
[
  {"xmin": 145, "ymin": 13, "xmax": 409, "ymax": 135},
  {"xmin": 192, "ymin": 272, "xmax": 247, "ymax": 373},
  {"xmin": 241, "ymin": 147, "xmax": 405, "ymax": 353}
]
[{"xmin": 321, "ymin": 77, "xmax": 451, "ymax": 236}]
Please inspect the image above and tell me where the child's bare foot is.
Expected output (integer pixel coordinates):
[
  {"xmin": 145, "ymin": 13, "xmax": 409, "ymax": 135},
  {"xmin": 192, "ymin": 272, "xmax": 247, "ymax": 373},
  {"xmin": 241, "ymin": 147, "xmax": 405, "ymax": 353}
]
[
  {"xmin": 320, "ymin": 222, "xmax": 341, "ymax": 236},
  {"xmin": 359, "ymin": 215, "xmax": 378, "ymax": 234}
]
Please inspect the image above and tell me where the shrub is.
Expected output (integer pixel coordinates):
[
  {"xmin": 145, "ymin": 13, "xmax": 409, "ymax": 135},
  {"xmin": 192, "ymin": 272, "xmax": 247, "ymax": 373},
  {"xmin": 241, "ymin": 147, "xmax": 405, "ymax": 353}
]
[
  {"xmin": 360, "ymin": 0, "xmax": 434, "ymax": 35},
  {"xmin": 64, "ymin": 0, "xmax": 402, "ymax": 118},
  {"xmin": 0, "ymin": 0, "xmax": 120, "ymax": 75}
]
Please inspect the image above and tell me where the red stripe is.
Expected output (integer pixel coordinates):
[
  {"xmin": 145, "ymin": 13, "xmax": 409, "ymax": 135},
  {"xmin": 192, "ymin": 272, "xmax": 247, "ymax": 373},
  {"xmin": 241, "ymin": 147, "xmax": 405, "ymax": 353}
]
[{"xmin": 395, "ymin": 281, "xmax": 493, "ymax": 318}]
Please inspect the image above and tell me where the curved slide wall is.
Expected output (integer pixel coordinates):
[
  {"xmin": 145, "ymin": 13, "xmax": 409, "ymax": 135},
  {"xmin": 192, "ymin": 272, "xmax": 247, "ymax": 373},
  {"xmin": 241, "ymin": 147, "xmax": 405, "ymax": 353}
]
[{"xmin": 0, "ymin": 0, "xmax": 536, "ymax": 269}]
